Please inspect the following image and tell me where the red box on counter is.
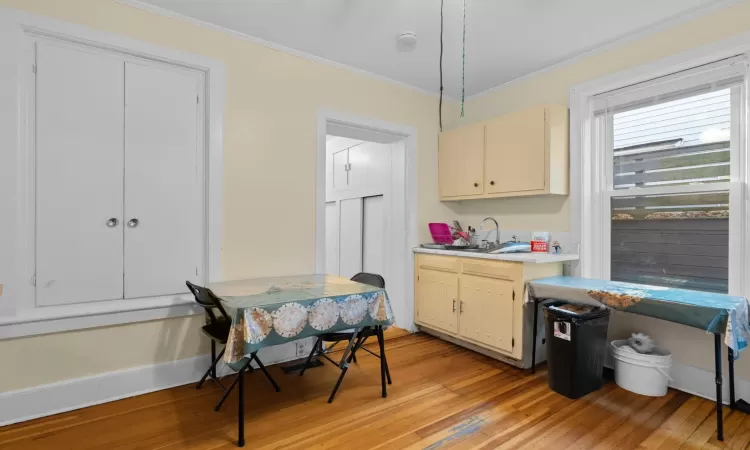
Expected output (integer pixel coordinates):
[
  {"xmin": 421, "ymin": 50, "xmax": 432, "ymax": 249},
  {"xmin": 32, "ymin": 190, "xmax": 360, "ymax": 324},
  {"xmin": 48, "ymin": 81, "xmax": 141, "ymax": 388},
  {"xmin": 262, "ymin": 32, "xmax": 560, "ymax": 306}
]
[{"xmin": 531, "ymin": 231, "xmax": 550, "ymax": 253}]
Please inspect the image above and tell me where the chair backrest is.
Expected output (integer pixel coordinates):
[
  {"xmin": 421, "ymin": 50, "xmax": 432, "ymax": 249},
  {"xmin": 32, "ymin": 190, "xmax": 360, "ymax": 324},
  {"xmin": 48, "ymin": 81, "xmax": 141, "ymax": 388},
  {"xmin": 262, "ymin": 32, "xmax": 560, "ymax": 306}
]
[
  {"xmin": 351, "ymin": 272, "xmax": 385, "ymax": 289},
  {"xmin": 186, "ymin": 281, "xmax": 232, "ymax": 324}
]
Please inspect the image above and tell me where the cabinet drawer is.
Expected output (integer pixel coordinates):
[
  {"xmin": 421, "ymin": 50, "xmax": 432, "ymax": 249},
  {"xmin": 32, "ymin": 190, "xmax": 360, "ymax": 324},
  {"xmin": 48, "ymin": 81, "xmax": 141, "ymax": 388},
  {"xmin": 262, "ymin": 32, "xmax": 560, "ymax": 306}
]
[
  {"xmin": 418, "ymin": 255, "xmax": 460, "ymax": 272},
  {"xmin": 460, "ymin": 260, "xmax": 521, "ymax": 280}
]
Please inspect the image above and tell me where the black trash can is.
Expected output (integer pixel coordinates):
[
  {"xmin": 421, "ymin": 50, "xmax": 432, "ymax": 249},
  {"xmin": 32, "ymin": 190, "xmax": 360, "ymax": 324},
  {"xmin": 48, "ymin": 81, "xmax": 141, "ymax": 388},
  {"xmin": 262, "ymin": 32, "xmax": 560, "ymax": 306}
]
[{"xmin": 543, "ymin": 301, "xmax": 610, "ymax": 399}]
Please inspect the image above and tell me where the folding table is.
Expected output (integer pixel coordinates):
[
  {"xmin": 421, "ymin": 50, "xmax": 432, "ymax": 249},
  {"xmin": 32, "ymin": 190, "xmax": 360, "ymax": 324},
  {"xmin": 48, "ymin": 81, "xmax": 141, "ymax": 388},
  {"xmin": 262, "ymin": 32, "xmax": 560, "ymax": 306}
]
[
  {"xmin": 209, "ymin": 274, "xmax": 393, "ymax": 447},
  {"xmin": 528, "ymin": 276, "xmax": 750, "ymax": 441}
]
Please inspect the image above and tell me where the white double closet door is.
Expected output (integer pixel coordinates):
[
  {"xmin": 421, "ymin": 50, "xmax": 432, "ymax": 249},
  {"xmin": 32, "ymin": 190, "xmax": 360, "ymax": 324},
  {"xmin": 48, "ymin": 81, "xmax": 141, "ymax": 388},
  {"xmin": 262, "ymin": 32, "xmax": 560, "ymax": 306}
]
[{"xmin": 34, "ymin": 39, "xmax": 202, "ymax": 306}]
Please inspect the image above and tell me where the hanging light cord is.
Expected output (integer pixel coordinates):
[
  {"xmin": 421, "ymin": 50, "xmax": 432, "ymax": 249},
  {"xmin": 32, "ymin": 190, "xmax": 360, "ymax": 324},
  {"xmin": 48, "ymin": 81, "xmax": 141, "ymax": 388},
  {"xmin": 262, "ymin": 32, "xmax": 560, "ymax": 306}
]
[
  {"xmin": 460, "ymin": 0, "xmax": 466, "ymax": 117},
  {"xmin": 439, "ymin": 0, "xmax": 444, "ymax": 131}
]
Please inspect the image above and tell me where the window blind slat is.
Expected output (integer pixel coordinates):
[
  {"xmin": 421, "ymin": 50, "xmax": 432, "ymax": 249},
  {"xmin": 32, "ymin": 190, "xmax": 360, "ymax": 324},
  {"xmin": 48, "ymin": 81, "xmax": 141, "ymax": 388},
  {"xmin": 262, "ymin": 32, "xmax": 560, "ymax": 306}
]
[{"xmin": 593, "ymin": 56, "xmax": 746, "ymax": 114}]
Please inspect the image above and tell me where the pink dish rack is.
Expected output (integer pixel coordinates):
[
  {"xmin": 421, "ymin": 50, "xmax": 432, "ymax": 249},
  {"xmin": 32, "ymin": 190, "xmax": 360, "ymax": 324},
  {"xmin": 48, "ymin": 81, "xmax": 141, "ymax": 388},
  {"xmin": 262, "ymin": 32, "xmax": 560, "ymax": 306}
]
[{"xmin": 428, "ymin": 223, "xmax": 454, "ymax": 244}]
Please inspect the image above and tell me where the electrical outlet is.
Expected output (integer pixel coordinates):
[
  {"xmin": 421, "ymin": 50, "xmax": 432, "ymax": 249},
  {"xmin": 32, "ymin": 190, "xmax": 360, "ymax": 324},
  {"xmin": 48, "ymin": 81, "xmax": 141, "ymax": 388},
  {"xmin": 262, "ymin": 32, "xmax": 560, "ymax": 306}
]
[{"xmin": 296, "ymin": 341, "xmax": 306, "ymax": 357}]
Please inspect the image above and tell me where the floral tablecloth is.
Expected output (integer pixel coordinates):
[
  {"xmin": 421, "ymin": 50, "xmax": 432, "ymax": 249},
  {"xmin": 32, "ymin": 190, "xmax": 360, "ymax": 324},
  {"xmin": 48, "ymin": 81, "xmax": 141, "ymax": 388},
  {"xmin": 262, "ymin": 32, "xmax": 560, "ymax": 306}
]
[
  {"xmin": 528, "ymin": 276, "xmax": 750, "ymax": 355},
  {"xmin": 209, "ymin": 274, "xmax": 393, "ymax": 369}
]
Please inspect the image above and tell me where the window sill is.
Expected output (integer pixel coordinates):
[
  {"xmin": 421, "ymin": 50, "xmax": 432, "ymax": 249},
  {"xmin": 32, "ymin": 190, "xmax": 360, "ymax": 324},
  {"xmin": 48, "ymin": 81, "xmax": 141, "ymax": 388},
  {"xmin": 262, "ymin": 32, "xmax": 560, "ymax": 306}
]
[{"xmin": 0, "ymin": 295, "xmax": 203, "ymax": 339}]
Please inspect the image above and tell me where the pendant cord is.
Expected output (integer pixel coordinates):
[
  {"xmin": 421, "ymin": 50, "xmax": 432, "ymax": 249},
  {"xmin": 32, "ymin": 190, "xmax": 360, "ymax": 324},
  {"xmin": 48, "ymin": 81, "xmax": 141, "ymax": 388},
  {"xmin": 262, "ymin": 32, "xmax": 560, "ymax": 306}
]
[
  {"xmin": 461, "ymin": 0, "xmax": 466, "ymax": 117},
  {"xmin": 439, "ymin": 0, "xmax": 444, "ymax": 131}
]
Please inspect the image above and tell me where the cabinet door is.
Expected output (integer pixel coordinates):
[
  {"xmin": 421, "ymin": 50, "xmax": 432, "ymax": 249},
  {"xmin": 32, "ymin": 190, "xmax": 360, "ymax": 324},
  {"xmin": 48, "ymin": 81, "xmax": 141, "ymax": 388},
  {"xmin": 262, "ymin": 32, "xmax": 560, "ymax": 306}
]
[
  {"xmin": 485, "ymin": 107, "xmax": 546, "ymax": 194},
  {"xmin": 35, "ymin": 41, "xmax": 125, "ymax": 306},
  {"xmin": 124, "ymin": 62, "xmax": 201, "ymax": 298},
  {"xmin": 438, "ymin": 123, "xmax": 484, "ymax": 198},
  {"xmin": 416, "ymin": 269, "xmax": 458, "ymax": 334},
  {"xmin": 459, "ymin": 275, "xmax": 514, "ymax": 352},
  {"xmin": 332, "ymin": 149, "xmax": 349, "ymax": 190}
]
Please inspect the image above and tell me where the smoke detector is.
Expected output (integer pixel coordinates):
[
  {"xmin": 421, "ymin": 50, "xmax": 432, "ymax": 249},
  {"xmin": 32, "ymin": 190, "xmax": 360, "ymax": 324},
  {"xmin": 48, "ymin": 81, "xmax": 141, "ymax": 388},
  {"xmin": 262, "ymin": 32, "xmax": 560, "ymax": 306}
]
[{"xmin": 397, "ymin": 32, "xmax": 417, "ymax": 52}]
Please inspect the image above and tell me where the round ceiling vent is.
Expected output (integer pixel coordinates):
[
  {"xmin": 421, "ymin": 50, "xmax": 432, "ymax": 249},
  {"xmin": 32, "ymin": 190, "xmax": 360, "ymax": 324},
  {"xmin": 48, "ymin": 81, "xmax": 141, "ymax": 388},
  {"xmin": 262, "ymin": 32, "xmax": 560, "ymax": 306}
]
[{"xmin": 397, "ymin": 32, "xmax": 417, "ymax": 52}]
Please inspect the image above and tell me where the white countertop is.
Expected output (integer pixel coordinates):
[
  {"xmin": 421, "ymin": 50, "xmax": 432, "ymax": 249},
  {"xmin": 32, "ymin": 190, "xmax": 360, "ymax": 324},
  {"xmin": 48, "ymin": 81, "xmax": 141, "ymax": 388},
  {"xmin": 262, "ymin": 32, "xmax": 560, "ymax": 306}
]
[{"xmin": 413, "ymin": 247, "xmax": 579, "ymax": 264}]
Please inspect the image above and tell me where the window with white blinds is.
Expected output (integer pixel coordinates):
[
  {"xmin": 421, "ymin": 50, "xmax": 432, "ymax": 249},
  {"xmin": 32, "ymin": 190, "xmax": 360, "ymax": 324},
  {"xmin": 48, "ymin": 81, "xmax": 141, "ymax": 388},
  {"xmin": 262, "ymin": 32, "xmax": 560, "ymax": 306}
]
[{"xmin": 588, "ymin": 56, "xmax": 746, "ymax": 293}]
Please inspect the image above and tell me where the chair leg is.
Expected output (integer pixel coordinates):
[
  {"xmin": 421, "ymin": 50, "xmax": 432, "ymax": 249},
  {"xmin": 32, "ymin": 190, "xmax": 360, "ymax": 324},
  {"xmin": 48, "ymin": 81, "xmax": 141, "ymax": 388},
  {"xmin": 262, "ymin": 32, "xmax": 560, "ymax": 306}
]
[
  {"xmin": 197, "ymin": 346, "xmax": 225, "ymax": 390},
  {"xmin": 328, "ymin": 366, "xmax": 349, "ymax": 403},
  {"xmin": 215, "ymin": 358, "xmax": 251, "ymax": 412},
  {"xmin": 377, "ymin": 326, "xmax": 387, "ymax": 398},
  {"xmin": 211, "ymin": 341, "xmax": 217, "ymax": 379},
  {"xmin": 300, "ymin": 339, "xmax": 321, "ymax": 377},
  {"xmin": 253, "ymin": 353, "xmax": 281, "ymax": 392}
]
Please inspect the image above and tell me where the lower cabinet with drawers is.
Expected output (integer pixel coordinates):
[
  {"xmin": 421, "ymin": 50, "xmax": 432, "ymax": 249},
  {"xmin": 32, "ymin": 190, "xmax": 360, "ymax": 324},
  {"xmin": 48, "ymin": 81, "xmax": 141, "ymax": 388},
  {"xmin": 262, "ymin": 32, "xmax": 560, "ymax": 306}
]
[{"xmin": 414, "ymin": 252, "xmax": 564, "ymax": 366}]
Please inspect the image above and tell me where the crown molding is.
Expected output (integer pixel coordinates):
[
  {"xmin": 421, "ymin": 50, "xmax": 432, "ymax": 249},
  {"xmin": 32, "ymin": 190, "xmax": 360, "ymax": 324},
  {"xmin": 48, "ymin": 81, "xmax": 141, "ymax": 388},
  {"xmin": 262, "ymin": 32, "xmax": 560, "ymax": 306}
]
[
  {"xmin": 117, "ymin": 0, "xmax": 739, "ymax": 104},
  {"xmin": 466, "ymin": 0, "xmax": 745, "ymax": 101},
  {"xmin": 115, "ymin": 0, "xmax": 446, "ymax": 100}
]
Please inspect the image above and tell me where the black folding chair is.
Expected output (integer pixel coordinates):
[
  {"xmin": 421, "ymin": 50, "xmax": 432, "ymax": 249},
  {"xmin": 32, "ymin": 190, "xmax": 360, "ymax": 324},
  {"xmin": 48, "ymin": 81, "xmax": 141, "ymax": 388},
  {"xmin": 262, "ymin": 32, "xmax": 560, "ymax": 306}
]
[
  {"xmin": 299, "ymin": 273, "xmax": 392, "ymax": 403},
  {"xmin": 186, "ymin": 281, "xmax": 280, "ymax": 411}
]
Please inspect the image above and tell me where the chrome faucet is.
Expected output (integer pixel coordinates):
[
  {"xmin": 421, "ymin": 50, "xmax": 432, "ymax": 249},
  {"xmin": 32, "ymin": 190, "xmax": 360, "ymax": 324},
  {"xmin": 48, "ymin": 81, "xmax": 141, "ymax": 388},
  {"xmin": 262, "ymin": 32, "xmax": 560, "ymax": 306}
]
[{"xmin": 480, "ymin": 217, "xmax": 500, "ymax": 248}]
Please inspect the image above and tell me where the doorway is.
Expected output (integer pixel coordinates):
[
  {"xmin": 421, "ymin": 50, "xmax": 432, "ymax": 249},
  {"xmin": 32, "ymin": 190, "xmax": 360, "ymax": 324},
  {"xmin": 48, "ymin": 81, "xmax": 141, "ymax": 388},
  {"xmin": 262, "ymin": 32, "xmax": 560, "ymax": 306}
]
[{"xmin": 316, "ymin": 112, "xmax": 417, "ymax": 331}]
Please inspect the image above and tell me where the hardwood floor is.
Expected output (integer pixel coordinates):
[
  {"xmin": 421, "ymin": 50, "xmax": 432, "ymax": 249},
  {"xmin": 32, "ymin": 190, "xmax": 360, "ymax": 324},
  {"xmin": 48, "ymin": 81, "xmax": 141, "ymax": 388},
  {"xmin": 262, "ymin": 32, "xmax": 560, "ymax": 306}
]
[{"xmin": 1, "ymin": 333, "xmax": 748, "ymax": 449}]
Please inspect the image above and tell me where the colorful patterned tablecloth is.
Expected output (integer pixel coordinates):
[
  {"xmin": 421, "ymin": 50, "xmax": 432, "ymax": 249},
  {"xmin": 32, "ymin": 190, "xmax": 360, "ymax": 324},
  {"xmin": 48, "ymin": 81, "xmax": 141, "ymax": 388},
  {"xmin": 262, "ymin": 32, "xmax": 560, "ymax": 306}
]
[
  {"xmin": 209, "ymin": 274, "xmax": 393, "ymax": 369},
  {"xmin": 528, "ymin": 276, "xmax": 750, "ymax": 355}
]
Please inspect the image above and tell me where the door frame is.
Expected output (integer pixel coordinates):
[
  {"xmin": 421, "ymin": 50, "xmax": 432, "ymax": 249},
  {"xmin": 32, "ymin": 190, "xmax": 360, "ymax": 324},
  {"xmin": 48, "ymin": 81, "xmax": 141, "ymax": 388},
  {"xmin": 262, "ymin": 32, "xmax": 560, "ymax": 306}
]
[{"xmin": 316, "ymin": 110, "xmax": 418, "ymax": 331}]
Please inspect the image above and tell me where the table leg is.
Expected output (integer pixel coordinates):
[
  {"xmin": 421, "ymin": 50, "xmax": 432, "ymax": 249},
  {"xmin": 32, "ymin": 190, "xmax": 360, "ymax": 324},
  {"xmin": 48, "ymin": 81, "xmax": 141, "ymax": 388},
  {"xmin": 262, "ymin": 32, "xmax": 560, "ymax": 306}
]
[
  {"xmin": 377, "ymin": 326, "xmax": 387, "ymax": 398},
  {"xmin": 237, "ymin": 364, "xmax": 245, "ymax": 447},
  {"xmin": 729, "ymin": 347, "xmax": 736, "ymax": 408},
  {"xmin": 714, "ymin": 333, "xmax": 724, "ymax": 442},
  {"xmin": 531, "ymin": 297, "xmax": 539, "ymax": 374}
]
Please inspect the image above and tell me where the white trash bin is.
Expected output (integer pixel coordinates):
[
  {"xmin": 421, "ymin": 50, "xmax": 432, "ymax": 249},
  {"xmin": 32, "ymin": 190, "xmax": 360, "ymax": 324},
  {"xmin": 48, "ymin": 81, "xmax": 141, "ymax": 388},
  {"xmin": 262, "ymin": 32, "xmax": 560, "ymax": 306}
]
[{"xmin": 611, "ymin": 340, "xmax": 672, "ymax": 397}]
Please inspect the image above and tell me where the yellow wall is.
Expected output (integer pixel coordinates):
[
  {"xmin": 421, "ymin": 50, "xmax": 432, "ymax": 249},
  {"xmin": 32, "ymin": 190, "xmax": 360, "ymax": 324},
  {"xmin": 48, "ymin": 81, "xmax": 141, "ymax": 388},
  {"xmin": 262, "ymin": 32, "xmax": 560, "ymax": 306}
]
[
  {"xmin": 4, "ymin": 0, "xmax": 750, "ymax": 393},
  {"xmin": 0, "ymin": 0, "xmax": 457, "ymax": 392},
  {"xmin": 451, "ymin": 0, "xmax": 750, "ymax": 379},
  {"xmin": 446, "ymin": 0, "xmax": 750, "ymax": 234}
]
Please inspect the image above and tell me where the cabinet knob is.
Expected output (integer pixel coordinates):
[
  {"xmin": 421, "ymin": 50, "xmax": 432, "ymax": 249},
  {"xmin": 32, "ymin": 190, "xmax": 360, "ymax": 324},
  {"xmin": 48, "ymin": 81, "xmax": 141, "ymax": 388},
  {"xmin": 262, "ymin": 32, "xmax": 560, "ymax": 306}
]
[
  {"xmin": 127, "ymin": 218, "xmax": 140, "ymax": 228},
  {"xmin": 106, "ymin": 218, "xmax": 119, "ymax": 228},
  {"xmin": 490, "ymin": 181, "xmax": 495, "ymax": 185},
  {"xmin": 474, "ymin": 183, "xmax": 479, "ymax": 187}
]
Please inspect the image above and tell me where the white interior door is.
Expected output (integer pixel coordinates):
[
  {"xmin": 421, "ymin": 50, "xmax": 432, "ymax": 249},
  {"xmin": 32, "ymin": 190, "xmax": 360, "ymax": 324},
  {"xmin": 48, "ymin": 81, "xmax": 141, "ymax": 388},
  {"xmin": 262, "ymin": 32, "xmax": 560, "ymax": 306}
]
[
  {"xmin": 338, "ymin": 198, "xmax": 363, "ymax": 279},
  {"xmin": 362, "ymin": 195, "xmax": 385, "ymax": 276},
  {"xmin": 124, "ymin": 62, "xmax": 201, "ymax": 298},
  {"xmin": 35, "ymin": 41, "xmax": 125, "ymax": 306},
  {"xmin": 325, "ymin": 201, "xmax": 339, "ymax": 275}
]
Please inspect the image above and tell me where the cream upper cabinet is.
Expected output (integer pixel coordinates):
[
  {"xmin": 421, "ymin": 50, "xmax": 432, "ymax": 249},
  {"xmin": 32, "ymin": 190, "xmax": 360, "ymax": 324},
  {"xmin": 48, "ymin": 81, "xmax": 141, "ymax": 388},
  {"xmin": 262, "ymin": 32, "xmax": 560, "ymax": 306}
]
[
  {"xmin": 485, "ymin": 107, "xmax": 546, "ymax": 195},
  {"xmin": 438, "ymin": 122, "xmax": 484, "ymax": 198},
  {"xmin": 438, "ymin": 104, "xmax": 568, "ymax": 201}
]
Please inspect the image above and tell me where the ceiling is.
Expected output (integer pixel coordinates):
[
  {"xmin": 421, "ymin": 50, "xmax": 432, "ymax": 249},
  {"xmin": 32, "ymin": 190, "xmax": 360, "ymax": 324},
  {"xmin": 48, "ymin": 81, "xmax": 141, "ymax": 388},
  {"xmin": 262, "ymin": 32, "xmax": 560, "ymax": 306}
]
[{"xmin": 139, "ymin": 0, "xmax": 731, "ymax": 98}]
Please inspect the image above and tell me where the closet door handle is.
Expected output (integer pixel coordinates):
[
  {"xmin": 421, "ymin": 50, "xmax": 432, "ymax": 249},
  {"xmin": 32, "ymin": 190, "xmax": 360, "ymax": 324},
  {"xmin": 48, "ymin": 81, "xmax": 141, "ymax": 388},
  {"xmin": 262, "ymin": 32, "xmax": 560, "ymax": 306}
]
[
  {"xmin": 127, "ymin": 218, "xmax": 140, "ymax": 228},
  {"xmin": 453, "ymin": 299, "xmax": 456, "ymax": 312},
  {"xmin": 106, "ymin": 218, "xmax": 119, "ymax": 228},
  {"xmin": 460, "ymin": 301, "xmax": 464, "ymax": 314}
]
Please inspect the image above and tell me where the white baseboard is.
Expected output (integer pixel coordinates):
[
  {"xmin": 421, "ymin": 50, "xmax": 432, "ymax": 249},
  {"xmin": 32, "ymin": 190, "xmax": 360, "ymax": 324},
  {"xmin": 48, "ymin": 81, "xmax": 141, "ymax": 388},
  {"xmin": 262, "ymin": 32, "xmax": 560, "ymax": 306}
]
[
  {"xmin": 604, "ymin": 360, "xmax": 750, "ymax": 405},
  {"xmin": 0, "ymin": 340, "xmax": 310, "ymax": 427},
  {"xmin": 668, "ymin": 361, "xmax": 750, "ymax": 404},
  {"xmin": 2, "ymin": 339, "xmax": 747, "ymax": 427}
]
